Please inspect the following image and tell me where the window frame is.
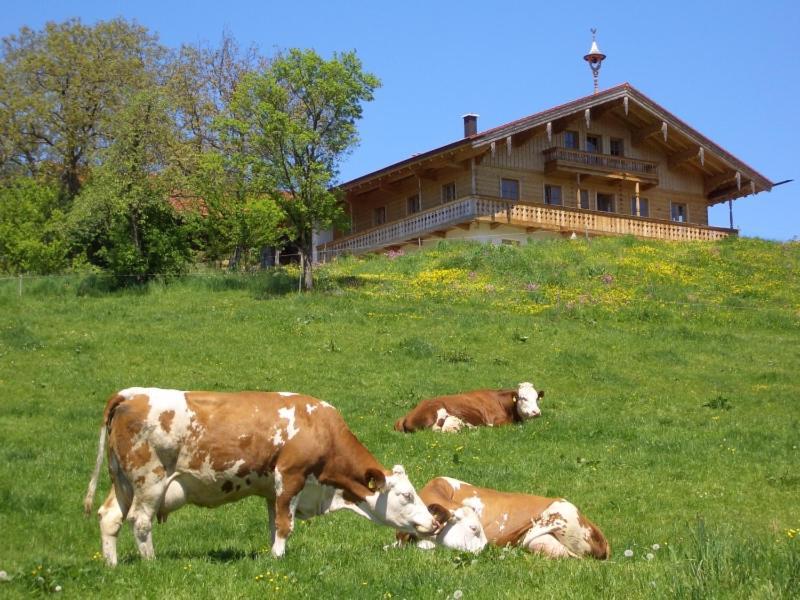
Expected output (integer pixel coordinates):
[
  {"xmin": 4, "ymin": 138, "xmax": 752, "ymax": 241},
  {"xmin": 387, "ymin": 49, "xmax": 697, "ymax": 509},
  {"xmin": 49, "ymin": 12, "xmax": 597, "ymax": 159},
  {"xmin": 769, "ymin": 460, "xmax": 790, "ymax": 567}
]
[
  {"xmin": 544, "ymin": 183, "xmax": 563, "ymax": 206},
  {"xmin": 579, "ymin": 189, "xmax": 591, "ymax": 210},
  {"xmin": 671, "ymin": 202, "xmax": 688, "ymax": 223},
  {"xmin": 630, "ymin": 197, "xmax": 649, "ymax": 218},
  {"xmin": 585, "ymin": 134, "xmax": 602, "ymax": 154},
  {"xmin": 610, "ymin": 137, "xmax": 624, "ymax": 157},
  {"xmin": 373, "ymin": 206, "xmax": 386, "ymax": 226},
  {"xmin": 441, "ymin": 182, "xmax": 456, "ymax": 204},
  {"xmin": 564, "ymin": 130, "xmax": 579, "ymax": 150},
  {"xmin": 596, "ymin": 192, "xmax": 615, "ymax": 213},
  {"xmin": 500, "ymin": 177, "xmax": 520, "ymax": 201},
  {"xmin": 406, "ymin": 194, "xmax": 420, "ymax": 215}
]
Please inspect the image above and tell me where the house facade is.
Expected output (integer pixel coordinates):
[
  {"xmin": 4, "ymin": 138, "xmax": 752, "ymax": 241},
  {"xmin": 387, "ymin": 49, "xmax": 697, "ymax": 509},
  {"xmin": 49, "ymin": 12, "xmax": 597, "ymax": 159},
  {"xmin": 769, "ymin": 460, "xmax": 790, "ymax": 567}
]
[{"xmin": 318, "ymin": 84, "xmax": 774, "ymax": 260}]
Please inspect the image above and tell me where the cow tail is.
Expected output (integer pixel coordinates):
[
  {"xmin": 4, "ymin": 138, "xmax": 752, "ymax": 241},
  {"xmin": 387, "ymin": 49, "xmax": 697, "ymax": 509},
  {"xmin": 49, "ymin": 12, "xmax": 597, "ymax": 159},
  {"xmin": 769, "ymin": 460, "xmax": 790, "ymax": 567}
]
[
  {"xmin": 83, "ymin": 425, "xmax": 107, "ymax": 516},
  {"xmin": 83, "ymin": 393, "xmax": 125, "ymax": 516}
]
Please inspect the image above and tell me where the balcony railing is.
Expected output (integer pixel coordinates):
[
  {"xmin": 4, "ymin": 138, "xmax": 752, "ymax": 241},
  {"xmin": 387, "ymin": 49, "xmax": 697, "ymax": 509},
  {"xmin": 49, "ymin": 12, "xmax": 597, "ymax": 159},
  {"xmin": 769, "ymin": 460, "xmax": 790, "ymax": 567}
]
[
  {"xmin": 544, "ymin": 147, "xmax": 659, "ymax": 183},
  {"xmin": 318, "ymin": 195, "xmax": 735, "ymax": 258}
]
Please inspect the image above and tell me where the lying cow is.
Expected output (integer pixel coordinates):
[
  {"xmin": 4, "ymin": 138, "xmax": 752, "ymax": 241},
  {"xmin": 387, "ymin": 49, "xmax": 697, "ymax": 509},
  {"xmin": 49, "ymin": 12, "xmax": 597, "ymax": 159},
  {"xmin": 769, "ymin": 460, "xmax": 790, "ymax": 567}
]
[
  {"xmin": 394, "ymin": 382, "xmax": 544, "ymax": 433},
  {"xmin": 84, "ymin": 388, "xmax": 437, "ymax": 566},
  {"xmin": 398, "ymin": 477, "xmax": 610, "ymax": 559}
]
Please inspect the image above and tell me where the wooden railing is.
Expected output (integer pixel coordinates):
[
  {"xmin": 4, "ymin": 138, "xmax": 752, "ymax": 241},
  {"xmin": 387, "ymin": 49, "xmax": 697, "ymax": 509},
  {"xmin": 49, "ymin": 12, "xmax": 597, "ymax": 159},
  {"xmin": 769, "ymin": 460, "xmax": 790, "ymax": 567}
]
[
  {"xmin": 319, "ymin": 195, "xmax": 735, "ymax": 258},
  {"xmin": 544, "ymin": 147, "xmax": 659, "ymax": 178}
]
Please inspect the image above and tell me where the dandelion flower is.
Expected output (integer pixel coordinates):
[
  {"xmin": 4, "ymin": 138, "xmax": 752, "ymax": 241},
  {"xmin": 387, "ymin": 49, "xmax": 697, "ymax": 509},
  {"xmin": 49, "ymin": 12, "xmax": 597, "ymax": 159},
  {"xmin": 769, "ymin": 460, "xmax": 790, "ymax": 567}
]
[
  {"xmin": 652, "ymin": 543, "xmax": 660, "ymax": 551},
  {"xmin": 646, "ymin": 553, "xmax": 654, "ymax": 560},
  {"xmin": 624, "ymin": 549, "xmax": 634, "ymax": 558},
  {"xmin": 453, "ymin": 591, "xmax": 464, "ymax": 600},
  {"xmin": 54, "ymin": 586, "xmax": 62, "ymax": 593}
]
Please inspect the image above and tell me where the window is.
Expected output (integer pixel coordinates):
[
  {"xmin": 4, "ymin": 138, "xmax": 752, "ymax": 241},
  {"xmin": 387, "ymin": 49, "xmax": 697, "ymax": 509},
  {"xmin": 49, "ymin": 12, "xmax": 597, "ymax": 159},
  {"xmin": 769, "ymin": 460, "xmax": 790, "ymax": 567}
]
[
  {"xmin": 586, "ymin": 134, "xmax": 601, "ymax": 153},
  {"xmin": 373, "ymin": 206, "xmax": 386, "ymax": 226},
  {"xmin": 441, "ymin": 182, "xmax": 456, "ymax": 203},
  {"xmin": 610, "ymin": 138, "xmax": 624, "ymax": 156},
  {"xmin": 671, "ymin": 202, "xmax": 688, "ymax": 223},
  {"xmin": 596, "ymin": 193, "xmax": 614, "ymax": 213},
  {"xmin": 406, "ymin": 194, "xmax": 420, "ymax": 215},
  {"xmin": 579, "ymin": 189, "xmax": 591, "ymax": 210},
  {"xmin": 544, "ymin": 184, "xmax": 562, "ymax": 206},
  {"xmin": 501, "ymin": 178, "xmax": 520, "ymax": 201},
  {"xmin": 564, "ymin": 130, "xmax": 579, "ymax": 149},
  {"xmin": 630, "ymin": 197, "xmax": 649, "ymax": 217}
]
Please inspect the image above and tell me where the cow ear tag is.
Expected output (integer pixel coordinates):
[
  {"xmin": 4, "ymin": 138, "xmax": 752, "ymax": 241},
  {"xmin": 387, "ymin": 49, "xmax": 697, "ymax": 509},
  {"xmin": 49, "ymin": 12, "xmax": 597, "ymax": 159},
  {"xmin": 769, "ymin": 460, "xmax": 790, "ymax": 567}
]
[{"xmin": 368, "ymin": 479, "xmax": 376, "ymax": 490}]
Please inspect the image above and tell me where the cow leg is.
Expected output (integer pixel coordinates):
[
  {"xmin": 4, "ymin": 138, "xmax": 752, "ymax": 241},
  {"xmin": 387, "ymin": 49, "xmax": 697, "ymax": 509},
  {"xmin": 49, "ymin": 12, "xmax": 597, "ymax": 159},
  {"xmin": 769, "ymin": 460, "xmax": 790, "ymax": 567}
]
[
  {"xmin": 266, "ymin": 498, "xmax": 277, "ymax": 545},
  {"xmin": 128, "ymin": 481, "xmax": 169, "ymax": 561},
  {"xmin": 98, "ymin": 488, "xmax": 128, "ymax": 567},
  {"xmin": 271, "ymin": 471, "xmax": 306, "ymax": 558},
  {"xmin": 521, "ymin": 518, "xmax": 578, "ymax": 559}
]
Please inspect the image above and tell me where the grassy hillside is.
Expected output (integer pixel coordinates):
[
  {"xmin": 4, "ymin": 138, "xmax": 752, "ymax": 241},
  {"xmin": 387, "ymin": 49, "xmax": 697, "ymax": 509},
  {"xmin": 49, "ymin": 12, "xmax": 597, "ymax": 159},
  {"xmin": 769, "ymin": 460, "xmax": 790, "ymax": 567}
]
[{"xmin": 1, "ymin": 236, "xmax": 798, "ymax": 598}]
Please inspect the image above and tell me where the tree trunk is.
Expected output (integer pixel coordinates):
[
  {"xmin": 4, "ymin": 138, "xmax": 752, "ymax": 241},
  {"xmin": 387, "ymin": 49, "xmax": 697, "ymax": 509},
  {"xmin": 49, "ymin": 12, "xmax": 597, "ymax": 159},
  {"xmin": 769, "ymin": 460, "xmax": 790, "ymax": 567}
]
[{"xmin": 301, "ymin": 244, "xmax": 314, "ymax": 291}]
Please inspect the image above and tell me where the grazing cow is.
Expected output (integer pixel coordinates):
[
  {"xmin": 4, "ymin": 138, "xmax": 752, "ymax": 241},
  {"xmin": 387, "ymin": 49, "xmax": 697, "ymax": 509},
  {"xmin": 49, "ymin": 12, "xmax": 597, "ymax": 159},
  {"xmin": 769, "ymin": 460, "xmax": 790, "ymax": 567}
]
[
  {"xmin": 83, "ymin": 388, "xmax": 437, "ymax": 566},
  {"xmin": 399, "ymin": 477, "xmax": 610, "ymax": 559},
  {"xmin": 394, "ymin": 382, "xmax": 544, "ymax": 433}
]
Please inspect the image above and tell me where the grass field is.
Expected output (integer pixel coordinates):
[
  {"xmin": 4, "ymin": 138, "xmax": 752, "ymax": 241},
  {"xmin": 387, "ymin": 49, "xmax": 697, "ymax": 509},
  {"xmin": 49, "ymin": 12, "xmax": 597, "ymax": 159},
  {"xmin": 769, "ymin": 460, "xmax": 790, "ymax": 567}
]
[{"xmin": 1, "ymin": 236, "xmax": 798, "ymax": 598}]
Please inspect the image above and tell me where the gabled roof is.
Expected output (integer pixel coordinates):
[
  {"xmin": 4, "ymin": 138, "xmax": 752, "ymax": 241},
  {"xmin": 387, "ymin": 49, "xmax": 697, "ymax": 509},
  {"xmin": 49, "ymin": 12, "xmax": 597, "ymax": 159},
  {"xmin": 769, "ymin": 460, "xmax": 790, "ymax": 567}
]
[{"xmin": 341, "ymin": 83, "xmax": 774, "ymax": 204}]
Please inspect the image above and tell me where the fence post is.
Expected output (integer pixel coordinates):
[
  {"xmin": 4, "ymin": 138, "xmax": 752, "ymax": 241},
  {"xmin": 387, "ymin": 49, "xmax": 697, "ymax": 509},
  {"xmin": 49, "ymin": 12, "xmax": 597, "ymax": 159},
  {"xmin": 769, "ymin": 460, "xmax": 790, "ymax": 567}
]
[{"xmin": 18, "ymin": 274, "xmax": 22, "ymax": 297}]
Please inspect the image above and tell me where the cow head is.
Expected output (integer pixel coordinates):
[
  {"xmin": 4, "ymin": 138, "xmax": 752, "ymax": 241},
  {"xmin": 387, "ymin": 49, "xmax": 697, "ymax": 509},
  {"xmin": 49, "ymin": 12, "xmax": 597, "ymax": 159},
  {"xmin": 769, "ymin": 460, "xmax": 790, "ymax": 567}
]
[
  {"xmin": 515, "ymin": 382, "xmax": 543, "ymax": 420},
  {"xmin": 363, "ymin": 465, "xmax": 437, "ymax": 535},
  {"xmin": 427, "ymin": 502, "xmax": 487, "ymax": 554}
]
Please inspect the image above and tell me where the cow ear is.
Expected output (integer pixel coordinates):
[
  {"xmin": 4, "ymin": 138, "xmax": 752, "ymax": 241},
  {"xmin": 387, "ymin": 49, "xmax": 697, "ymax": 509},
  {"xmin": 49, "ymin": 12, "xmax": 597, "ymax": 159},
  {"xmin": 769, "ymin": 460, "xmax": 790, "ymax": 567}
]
[
  {"xmin": 365, "ymin": 468, "xmax": 387, "ymax": 492},
  {"xmin": 511, "ymin": 392, "xmax": 518, "ymax": 403},
  {"xmin": 427, "ymin": 503, "xmax": 452, "ymax": 525},
  {"xmin": 538, "ymin": 390, "xmax": 545, "ymax": 400}
]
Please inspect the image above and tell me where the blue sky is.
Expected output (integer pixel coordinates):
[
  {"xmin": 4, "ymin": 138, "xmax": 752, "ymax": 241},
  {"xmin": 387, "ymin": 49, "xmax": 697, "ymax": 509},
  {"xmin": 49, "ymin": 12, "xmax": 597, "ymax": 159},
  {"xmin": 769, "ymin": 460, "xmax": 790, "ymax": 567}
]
[{"xmin": 4, "ymin": 0, "xmax": 798, "ymax": 240}]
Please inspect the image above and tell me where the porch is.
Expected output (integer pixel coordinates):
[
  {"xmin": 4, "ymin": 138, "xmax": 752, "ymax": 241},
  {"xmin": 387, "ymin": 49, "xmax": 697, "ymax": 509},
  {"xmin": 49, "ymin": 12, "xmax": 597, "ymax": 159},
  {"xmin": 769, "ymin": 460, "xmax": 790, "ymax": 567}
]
[{"xmin": 318, "ymin": 195, "xmax": 736, "ymax": 259}]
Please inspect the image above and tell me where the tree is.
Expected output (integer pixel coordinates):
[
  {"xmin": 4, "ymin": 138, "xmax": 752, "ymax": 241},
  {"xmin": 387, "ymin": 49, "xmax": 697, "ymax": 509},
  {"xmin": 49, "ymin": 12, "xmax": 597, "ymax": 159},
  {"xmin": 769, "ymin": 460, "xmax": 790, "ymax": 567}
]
[
  {"xmin": 68, "ymin": 91, "xmax": 192, "ymax": 285},
  {"xmin": 0, "ymin": 19, "xmax": 164, "ymax": 201},
  {"xmin": 227, "ymin": 49, "xmax": 380, "ymax": 289},
  {"xmin": 0, "ymin": 177, "xmax": 67, "ymax": 274}
]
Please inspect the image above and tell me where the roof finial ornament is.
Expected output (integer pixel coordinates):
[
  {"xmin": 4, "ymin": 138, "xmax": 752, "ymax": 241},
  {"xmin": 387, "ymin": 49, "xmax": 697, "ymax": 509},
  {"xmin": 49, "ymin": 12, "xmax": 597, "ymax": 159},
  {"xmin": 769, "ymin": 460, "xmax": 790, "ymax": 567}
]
[{"xmin": 583, "ymin": 28, "xmax": 606, "ymax": 95}]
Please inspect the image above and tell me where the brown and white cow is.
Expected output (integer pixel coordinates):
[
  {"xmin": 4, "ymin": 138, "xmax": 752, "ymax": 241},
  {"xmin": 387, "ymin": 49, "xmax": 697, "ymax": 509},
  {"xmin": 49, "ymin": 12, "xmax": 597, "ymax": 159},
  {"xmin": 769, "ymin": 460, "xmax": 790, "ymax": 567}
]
[
  {"xmin": 83, "ymin": 388, "xmax": 437, "ymax": 566},
  {"xmin": 399, "ymin": 477, "xmax": 610, "ymax": 559},
  {"xmin": 394, "ymin": 382, "xmax": 544, "ymax": 433}
]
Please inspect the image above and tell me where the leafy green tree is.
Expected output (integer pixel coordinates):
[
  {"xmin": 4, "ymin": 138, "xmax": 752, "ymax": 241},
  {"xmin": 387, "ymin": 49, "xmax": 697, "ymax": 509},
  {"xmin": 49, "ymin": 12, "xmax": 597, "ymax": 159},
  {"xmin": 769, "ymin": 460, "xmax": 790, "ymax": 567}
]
[
  {"xmin": 0, "ymin": 18, "xmax": 164, "ymax": 201},
  {"xmin": 227, "ymin": 49, "xmax": 380, "ymax": 289},
  {"xmin": 0, "ymin": 177, "xmax": 67, "ymax": 274},
  {"xmin": 68, "ymin": 91, "xmax": 192, "ymax": 285}
]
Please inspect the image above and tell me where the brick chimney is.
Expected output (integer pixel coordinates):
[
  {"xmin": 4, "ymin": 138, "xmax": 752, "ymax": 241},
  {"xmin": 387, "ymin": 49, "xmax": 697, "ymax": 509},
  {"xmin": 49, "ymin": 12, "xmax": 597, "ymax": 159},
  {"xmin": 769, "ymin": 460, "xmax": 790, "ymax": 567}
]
[{"xmin": 462, "ymin": 113, "xmax": 478, "ymax": 138}]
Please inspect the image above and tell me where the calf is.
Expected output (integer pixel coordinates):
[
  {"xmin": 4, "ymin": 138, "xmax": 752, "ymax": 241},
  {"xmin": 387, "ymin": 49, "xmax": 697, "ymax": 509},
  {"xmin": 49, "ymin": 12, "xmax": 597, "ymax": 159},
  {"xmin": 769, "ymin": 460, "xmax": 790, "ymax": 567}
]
[
  {"xmin": 394, "ymin": 382, "xmax": 543, "ymax": 433},
  {"xmin": 84, "ymin": 388, "xmax": 436, "ymax": 566},
  {"xmin": 401, "ymin": 477, "xmax": 610, "ymax": 559}
]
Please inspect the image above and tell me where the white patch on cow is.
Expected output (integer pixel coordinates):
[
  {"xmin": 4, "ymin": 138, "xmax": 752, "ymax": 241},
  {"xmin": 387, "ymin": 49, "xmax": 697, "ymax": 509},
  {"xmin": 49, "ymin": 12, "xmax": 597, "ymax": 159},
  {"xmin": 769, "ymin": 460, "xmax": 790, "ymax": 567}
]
[
  {"xmin": 437, "ymin": 505, "xmax": 487, "ymax": 554},
  {"xmin": 464, "ymin": 494, "xmax": 484, "ymax": 517},
  {"xmin": 278, "ymin": 391, "xmax": 297, "ymax": 397},
  {"xmin": 543, "ymin": 500, "xmax": 593, "ymax": 556},
  {"xmin": 274, "ymin": 469, "xmax": 284, "ymax": 497},
  {"xmin": 278, "ymin": 406, "xmax": 299, "ymax": 440},
  {"xmin": 357, "ymin": 466, "xmax": 436, "ymax": 535},
  {"xmin": 516, "ymin": 382, "xmax": 542, "ymax": 420},
  {"xmin": 272, "ymin": 429, "xmax": 285, "ymax": 448},
  {"xmin": 441, "ymin": 477, "xmax": 463, "ymax": 491},
  {"xmin": 319, "ymin": 400, "xmax": 333, "ymax": 408},
  {"xmin": 498, "ymin": 512, "xmax": 509, "ymax": 532},
  {"xmin": 306, "ymin": 403, "xmax": 317, "ymax": 414},
  {"xmin": 432, "ymin": 408, "xmax": 465, "ymax": 433},
  {"xmin": 417, "ymin": 539, "xmax": 436, "ymax": 550}
]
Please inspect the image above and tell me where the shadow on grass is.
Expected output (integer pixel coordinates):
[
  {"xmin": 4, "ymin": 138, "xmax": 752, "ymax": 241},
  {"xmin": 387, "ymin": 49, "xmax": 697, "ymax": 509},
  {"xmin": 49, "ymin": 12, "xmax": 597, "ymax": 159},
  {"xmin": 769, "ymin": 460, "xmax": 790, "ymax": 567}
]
[{"xmin": 151, "ymin": 547, "xmax": 260, "ymax": 563}]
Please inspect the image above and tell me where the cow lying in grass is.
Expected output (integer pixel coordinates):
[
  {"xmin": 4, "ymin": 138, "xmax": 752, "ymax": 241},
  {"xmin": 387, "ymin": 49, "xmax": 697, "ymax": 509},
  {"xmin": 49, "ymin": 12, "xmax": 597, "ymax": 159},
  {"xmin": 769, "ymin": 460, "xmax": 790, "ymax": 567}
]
[
  {"xmin": 397, "ymin": 477, "xmax": 610, "ymax": 559},
  {"xmin": 84, "ymin": 388, "xmax": 437, "ymax": 566},
  {"xmin": 394, "ymin": 382, "xmax": 543, "ymax": 433}
]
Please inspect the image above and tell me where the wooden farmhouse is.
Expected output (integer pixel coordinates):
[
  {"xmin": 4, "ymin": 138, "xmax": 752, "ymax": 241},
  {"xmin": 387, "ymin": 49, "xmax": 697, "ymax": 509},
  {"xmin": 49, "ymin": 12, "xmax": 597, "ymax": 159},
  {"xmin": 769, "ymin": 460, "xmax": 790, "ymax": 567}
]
[{"xmin": 316, "ymin": 83, "xmax": 774, "ymax": 260}]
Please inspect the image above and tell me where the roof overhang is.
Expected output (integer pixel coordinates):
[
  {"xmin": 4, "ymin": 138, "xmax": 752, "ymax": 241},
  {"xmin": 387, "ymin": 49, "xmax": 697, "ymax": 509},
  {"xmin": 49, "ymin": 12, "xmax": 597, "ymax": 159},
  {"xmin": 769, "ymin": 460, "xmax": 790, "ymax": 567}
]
[{"xmin": 339, "ymin": 83, "xmax": 774, "ymax": 204}]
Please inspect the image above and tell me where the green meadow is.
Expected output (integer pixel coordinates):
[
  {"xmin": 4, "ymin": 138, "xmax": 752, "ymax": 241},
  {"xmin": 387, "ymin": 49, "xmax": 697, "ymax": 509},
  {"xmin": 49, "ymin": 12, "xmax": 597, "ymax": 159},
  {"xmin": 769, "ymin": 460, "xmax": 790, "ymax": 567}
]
[{"xmin": 1, "ymin": 236, "xmax": 798, "ymax": 598}]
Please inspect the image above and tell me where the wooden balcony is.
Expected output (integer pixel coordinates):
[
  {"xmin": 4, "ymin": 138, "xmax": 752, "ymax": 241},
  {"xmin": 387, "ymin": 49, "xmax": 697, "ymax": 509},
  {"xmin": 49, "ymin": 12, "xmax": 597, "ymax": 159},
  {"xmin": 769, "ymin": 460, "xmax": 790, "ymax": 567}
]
[
  {"xmin": 544, "ymin": 147, "xmax": 660, "ymax": 188},
  {"xmin": 318, "ymin": 196, "xmax": 735, "ymax": 259}
]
